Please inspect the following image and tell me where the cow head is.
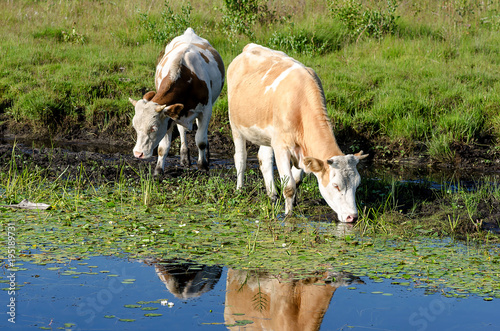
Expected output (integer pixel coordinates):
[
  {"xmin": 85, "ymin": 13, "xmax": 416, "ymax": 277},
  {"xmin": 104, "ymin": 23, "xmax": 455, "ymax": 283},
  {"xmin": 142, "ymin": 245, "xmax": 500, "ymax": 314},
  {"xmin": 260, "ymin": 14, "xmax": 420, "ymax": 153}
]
[
  {"xmin": 304, "ymin": 151, "xmax": 368, "ymax": 223},
  {"xmin": 129, "ymin": 93, "xmax": 184, "ymax": 159}
]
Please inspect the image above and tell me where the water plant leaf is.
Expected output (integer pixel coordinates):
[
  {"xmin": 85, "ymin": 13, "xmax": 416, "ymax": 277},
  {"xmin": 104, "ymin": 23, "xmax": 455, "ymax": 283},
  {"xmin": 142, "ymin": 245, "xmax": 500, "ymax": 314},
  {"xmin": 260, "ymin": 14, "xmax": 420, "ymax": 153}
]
[
  {"xmin": 228, "ymin": 320, "xmax": 254, "ymax": 327},
  {"xmin": 141, "ymin": 306, "xmax": 159, "ymax": 311},
  {"xmin": 124, "ymin": 304, "xmax": 142, "ymax": 308}
]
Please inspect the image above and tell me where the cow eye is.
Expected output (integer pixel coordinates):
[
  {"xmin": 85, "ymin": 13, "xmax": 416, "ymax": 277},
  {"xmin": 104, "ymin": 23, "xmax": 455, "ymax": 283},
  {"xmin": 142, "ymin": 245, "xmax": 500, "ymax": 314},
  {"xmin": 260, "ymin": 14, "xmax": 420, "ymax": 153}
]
[
  {"xmin": 150, "ymin": 126, "xmax": 158, "ymax": 133},
  {"xmin": 333, "ymin": 184, "xmax": 341, "ymax": 192}
]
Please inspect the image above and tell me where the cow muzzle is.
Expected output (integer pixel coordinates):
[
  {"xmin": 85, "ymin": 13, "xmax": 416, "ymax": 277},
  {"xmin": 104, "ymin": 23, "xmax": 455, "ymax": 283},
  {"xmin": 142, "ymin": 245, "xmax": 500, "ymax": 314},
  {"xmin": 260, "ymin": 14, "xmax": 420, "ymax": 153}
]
[
  {"xmin": 134, "ymin": 151, "xmax": 144, "ymax": 159},
  {"xmin": 345, "ymin": 214, "xmax": 358, "ymax": 223}
]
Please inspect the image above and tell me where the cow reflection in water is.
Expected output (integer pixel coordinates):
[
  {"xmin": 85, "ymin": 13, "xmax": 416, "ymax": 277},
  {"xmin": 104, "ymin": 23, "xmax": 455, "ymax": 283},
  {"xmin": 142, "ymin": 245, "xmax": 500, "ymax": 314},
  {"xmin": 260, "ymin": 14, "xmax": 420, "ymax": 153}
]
[
  {"xmin": 225, "ymin": 269, "xmax": 362, "ymax": 331},
  {"xmin": 145, "ymin": 259, "xmax": 222, "ymax": 299}
]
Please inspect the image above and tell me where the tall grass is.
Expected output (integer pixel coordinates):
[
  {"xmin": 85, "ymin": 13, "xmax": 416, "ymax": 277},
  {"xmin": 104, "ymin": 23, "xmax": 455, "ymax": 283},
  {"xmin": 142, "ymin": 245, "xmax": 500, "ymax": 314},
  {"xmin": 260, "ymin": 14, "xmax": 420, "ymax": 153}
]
[{"xmin": 1, "ymin": 0, "xmax": 500, "ymax": 156}]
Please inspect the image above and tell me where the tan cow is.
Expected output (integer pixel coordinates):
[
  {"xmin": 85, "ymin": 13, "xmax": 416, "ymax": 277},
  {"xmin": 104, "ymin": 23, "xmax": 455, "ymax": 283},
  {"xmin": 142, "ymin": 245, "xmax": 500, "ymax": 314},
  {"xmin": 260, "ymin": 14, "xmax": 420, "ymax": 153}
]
[
  {"xmin": 129, "ymin": 28, "xmax": 225, "ymax": 174},
  {"xmin": 224, "ymin": 269, "xmax": 362, "ymax": 330},
  {"xmin": 227, "ymin": 44, "xmax": 367, "ymax": 222}
]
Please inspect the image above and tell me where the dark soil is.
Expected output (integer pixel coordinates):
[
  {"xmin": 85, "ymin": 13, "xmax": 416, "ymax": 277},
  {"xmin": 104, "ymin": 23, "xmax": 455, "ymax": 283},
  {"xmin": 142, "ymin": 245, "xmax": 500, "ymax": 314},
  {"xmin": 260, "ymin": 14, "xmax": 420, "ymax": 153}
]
[{"xmin": 2, "ymin": 119, "xmax": 500, "ymax": 177}]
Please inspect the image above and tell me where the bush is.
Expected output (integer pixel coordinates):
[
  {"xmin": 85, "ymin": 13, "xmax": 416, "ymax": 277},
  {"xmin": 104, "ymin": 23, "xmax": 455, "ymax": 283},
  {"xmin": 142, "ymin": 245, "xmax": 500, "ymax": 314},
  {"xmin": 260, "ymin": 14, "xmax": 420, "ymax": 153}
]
[
  {"xmin": 330, "ymin": 0, "xmax": 399, "ymax": 40},
  {"xmin": 267, "ymin": 27, "xmax": 333, "ymax": 55},
  {"xmin": 138, "ymin": 1, "xmax": 192, "ymax": 46},
  {"xmin": 61, "ymin": 23, "xmax": 86, "ymax": 44},
  {"xmin": 219, "ymin": 0, "xmax": 283, "ymax": 45}
]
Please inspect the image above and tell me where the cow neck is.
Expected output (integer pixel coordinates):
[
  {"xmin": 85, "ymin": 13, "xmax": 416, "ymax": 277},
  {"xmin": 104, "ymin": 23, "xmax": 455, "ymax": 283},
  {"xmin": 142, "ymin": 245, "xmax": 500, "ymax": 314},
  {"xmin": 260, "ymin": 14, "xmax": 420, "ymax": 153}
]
[{"xmin": 299, "ymin": 87, "xmax": 344, "ymax": 161}]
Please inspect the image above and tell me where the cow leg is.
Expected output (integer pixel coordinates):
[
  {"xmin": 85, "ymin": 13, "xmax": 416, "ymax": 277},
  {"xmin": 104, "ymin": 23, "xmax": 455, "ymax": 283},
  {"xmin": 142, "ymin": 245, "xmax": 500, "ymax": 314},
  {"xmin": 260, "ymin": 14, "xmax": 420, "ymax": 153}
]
[
  {"xmin": 177, "ymin": 124, "xmax": 191, "ymax": 167},
  {"xmin": 258, "ymin": 146, "xmax": 277, "ymax": 201},
  {"xmin": 291, "ymin": 166, "xmax": 304, "ymax": 206},
  {"xmin": 195, "ymin": 111, "xmax": 211, "ymax": 171},
  {"xmin": 274, "ymin": 149, "xmax": 296, "ymax": 215},
  {"xmin": 233, "ymin": 131, "xmax": 247, "ymax": 190},
  {"xmin": 155, "ymin": 124, "xmax": 175, "ymax": 176}
]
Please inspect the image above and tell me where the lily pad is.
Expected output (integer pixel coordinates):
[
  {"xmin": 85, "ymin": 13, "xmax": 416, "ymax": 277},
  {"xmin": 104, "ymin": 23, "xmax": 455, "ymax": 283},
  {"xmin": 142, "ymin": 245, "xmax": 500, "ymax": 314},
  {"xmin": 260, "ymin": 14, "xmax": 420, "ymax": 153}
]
[{"xmin": 124, "ymin": 304, "xmax": 142, "ymax": 308}]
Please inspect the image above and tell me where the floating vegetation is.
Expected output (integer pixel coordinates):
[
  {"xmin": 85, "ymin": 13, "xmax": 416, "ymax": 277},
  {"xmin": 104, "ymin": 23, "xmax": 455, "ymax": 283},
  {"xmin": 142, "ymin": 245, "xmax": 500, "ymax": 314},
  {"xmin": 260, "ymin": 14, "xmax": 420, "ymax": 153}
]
[
  {"xmin": 124, "ymin": 304, "xmax": 142, "ymax": 308},
  {"xmin": 122, "ymin": 279, "xmax": 137, "ymax": 284},
  {"xmin": 0, "ymin": 164, "xmax": 499, "ymax": 301},
  {"xmin": 1, "ymin": 190, "xmax": 499, "ymax": 300}
]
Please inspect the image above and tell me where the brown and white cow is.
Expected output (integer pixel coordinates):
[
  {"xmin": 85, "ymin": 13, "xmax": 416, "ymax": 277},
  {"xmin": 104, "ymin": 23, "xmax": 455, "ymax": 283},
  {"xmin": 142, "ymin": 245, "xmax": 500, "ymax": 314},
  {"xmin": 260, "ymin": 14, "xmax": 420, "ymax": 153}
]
[
  {"xmin": 227, "ymin": 44, "xmax": 367, "ymax": 222},
  {"xmin": 144, "ymin": 259, "xmax": 222, "ymax": 300},
  {"xmin": 129, "ymin": 28, "xmax": 225, "ymax": 174}
]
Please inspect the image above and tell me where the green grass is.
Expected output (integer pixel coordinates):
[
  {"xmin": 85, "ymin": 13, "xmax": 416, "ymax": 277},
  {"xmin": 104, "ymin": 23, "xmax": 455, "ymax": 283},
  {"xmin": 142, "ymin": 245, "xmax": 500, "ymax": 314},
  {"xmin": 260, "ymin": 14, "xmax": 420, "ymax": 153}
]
[{"xmin": 1, "ymin": 0, "xmax": 500, "ymax": 157}]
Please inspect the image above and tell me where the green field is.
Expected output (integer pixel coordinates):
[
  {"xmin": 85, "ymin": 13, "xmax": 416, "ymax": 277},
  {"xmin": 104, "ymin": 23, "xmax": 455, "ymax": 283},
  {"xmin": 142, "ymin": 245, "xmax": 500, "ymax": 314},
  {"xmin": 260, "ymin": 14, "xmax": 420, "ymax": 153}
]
[{"xmin": 1, "ymin": 0, "xmax": 500, "ymax": 159}]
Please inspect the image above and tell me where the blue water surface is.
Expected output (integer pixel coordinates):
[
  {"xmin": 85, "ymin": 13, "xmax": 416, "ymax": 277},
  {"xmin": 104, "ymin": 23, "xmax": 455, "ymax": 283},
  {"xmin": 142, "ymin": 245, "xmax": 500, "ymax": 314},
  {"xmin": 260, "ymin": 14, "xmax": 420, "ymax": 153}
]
[{"xmin": 1, "ymin": 255, "xmax": 499, "ymax": 330}]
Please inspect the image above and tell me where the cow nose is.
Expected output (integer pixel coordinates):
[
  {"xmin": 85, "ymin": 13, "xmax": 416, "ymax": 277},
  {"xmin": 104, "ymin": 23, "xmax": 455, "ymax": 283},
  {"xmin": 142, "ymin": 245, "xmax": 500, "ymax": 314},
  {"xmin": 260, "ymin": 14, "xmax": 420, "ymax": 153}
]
[
  {"xmin": 345, "ymin": 215, "xmax": 358, "ymax": 223},
  {"xmin": 134, "ymin": 151, "xmax": 144, "ymax": 158}
]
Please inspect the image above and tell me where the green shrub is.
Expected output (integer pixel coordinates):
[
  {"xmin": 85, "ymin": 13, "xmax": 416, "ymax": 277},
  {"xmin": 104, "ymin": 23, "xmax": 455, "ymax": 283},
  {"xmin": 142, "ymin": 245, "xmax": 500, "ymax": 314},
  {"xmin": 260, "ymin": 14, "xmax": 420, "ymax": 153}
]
[
  {"xmin": 267, "ymin": 27, "xmax": 333, "ymax": 55},
  {"xmin": 138, "ymin": 1, "xmax": 192, "ymax": 46},
  {"xmin": 62, "ymin": 23, "xmax": 86, "ymax": 44},
  {"xmin": 218, "ymin": 0, "xmax": 283, "ymax": 45},
  {"xmin": 329, "ymin": 0, "xmax": 399, "ymax": 40}
]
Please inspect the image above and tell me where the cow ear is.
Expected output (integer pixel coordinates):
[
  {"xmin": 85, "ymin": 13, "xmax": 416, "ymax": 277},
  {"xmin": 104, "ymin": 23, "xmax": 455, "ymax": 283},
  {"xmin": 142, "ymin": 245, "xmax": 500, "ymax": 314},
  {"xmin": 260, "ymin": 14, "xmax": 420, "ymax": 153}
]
[
  {"xmin": 163, "ymin": 103, "xmax": 184, "ymax": 120},
  {"xmin": 355, "ymin": 150, "xmax": 369, "ymax": 160},
  {"xmin": 129, "ymin": 98, "xmax": 138, "ymax": 107},
  {"xmin": 303, "ymin": 157, "xmax": 325, "ymax": 174},
  {"xmin": 143, "ymin": 91, "xmax": 156, "ymax": 101}
]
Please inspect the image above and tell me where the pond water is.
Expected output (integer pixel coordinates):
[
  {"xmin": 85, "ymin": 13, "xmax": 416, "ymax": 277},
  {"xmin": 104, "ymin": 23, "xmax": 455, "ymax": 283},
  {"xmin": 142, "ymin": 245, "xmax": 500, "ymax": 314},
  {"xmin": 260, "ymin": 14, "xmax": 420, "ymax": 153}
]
[{"xmin": 2, "ymin": 254, "xmax": 499, "ymax": 330}]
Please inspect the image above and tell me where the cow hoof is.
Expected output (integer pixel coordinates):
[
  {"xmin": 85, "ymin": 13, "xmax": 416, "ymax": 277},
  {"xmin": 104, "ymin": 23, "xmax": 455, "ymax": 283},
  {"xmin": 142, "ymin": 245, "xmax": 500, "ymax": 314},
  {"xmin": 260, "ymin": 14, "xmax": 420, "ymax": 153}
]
[
  {"xmin": 180, "ymin": 154, "xmax": 191, "ymax": 168},
  {"xmin": 197, "ymin": 161, "xmax": 209, "ymax": 171},
  {"xmin": 154, "ymin": 168, "xmax": 164, "ymax": 176}
]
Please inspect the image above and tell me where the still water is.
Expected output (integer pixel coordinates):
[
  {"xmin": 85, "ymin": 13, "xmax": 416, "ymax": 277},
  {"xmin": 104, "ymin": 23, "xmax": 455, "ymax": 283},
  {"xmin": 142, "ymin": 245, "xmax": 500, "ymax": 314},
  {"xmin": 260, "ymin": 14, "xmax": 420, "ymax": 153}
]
[{"xmin": 1, "ymin": 255, "xmax": 499, "ymax": 330}]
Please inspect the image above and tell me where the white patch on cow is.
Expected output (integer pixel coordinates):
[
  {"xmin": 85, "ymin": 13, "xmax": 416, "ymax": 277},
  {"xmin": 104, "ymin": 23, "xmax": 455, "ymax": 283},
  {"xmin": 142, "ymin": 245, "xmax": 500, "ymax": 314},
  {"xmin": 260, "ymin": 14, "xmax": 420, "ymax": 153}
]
[
  {"xmin": 156, "ymin": 28, "xmax": 213, "ymax": 87},
  {"xmin": 261, "ymin": 63, "xmax": 276, "ymax": 82},
  {"xmin": 264, "ymin": 62, "xmax": 302, "ymax": 94},
  {"xmin": 245, "ymin": 43, "xmax": 259, "ymax": 51},
  {"xmin": 237, "ymin": 125, "xmax": 274, "ymax": 146}
]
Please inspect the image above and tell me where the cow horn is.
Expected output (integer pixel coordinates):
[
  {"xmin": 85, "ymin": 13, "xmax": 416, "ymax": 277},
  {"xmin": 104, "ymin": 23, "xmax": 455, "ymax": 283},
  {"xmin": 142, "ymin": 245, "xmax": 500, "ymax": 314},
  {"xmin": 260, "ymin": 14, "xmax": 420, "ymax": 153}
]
[
  {"xmin": 155, "ymin": 105, "xmax": 167, "ymax": 112},
  {"xmin": 355, "ymin": 150, "xmax": 369, "ymax": 160}
]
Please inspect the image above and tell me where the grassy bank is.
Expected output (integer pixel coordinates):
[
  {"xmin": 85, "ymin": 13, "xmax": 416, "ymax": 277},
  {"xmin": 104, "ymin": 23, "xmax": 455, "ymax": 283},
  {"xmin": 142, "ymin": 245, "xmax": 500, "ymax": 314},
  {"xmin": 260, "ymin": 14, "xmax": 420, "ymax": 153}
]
[
  {"xmin": 1, "ymin": 142, "xmax": 499, "ymax": 241},
  {"xmin": 1, "ymin": 0, "xmax": 500, "ymax": 159}
]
